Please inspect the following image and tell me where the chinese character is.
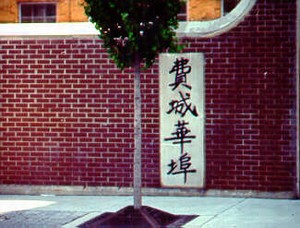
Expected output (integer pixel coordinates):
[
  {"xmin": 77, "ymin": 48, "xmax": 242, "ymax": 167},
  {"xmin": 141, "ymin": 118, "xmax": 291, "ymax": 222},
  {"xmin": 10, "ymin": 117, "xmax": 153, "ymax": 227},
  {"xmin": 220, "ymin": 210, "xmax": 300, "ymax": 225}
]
[
  {"xmin": 165, "ymin": 120, "xmax": 196, "ymax": 154},
  {"xmin": 167, "ymin": 152, "xmax": 196, "ymax": 183},
  {"xmin": 169, "ymin": 57, "xmax": 192, "ymax": 91},
  {"xmin": 167, "ymin": 91, "xmax": 198, "ymax": 117}
]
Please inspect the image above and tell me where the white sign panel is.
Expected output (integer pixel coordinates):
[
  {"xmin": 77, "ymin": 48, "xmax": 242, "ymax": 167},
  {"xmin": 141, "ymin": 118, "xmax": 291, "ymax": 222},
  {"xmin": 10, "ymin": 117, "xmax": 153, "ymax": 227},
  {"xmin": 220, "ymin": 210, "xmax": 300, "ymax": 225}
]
[{"xmin": 159, "ymin": 53, "xmax": 205, "ymax": 188}]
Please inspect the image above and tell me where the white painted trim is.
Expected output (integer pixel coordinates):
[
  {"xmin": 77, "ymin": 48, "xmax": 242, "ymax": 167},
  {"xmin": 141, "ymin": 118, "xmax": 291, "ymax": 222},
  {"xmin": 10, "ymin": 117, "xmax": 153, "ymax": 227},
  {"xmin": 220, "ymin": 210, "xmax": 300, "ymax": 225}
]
[{"xmin": 177, "ymin": 0, "xmax": 257, "ymax": 37}]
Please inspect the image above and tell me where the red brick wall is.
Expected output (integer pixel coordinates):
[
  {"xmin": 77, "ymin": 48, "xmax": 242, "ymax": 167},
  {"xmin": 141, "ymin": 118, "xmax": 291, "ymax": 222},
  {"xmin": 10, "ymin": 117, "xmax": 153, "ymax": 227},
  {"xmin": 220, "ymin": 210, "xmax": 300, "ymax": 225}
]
[{"xmin": 0, "ymin": 0, "xmax": 297, "ymax": 192}]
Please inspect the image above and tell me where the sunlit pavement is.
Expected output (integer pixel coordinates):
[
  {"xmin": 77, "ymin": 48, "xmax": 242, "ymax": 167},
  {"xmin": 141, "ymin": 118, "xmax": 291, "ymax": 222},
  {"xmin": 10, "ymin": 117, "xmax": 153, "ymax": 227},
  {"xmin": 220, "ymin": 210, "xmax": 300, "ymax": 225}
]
[{"xmin": 0, "ymin": 195, "xmax": 299, "ymax": 227}]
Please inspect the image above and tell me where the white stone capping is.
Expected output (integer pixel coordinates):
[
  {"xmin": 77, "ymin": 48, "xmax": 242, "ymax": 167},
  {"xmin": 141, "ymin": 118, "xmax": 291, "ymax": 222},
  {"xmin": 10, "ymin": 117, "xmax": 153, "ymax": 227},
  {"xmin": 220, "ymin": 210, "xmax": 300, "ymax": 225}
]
[{"xmin": 0, "ymin": 22, "xmax": 98, "ymax": 37}]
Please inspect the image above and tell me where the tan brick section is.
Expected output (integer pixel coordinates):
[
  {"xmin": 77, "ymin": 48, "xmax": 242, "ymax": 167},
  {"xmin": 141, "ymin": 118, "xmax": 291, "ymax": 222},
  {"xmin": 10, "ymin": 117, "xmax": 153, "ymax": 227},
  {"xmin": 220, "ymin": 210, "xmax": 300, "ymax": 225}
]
[
  {"xmin": 1, "ymin": 0, "xmax": 221, "ymax": 23},
  {"xmin": 188, "ymin": 0, "xmax": 221, "ymax": 21},
  {"xmin": 0, "ymin": 0, "xmax": 17, "ymax": 23},
  {"xmin": 0, "ymin": 0, "xmax": 87, "ymax": 23}
]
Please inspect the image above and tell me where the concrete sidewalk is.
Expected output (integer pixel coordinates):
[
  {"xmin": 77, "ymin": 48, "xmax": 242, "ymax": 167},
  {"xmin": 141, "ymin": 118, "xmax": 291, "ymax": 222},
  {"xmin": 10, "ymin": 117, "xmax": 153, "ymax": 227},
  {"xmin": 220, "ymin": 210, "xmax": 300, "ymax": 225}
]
[{"xmin": 0, "ymin": 195, "xmax": 299, "ymax": 227}]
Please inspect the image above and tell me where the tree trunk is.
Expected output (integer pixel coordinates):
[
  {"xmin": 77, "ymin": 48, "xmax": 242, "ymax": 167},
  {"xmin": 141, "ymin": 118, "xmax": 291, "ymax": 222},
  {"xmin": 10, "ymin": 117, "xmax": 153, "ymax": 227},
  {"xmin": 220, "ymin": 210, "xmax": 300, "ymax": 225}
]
[{"xmin": 133, "ymin": 54, "xmax": 142, "ymax": 209}]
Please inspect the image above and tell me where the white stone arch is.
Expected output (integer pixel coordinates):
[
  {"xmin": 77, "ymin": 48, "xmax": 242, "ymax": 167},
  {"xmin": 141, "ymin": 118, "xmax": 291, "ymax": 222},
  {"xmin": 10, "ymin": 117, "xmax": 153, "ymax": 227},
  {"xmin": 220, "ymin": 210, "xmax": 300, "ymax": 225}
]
[{"xmin": 177, "ymin": 0, "xmax": 257, "ymax": 38}]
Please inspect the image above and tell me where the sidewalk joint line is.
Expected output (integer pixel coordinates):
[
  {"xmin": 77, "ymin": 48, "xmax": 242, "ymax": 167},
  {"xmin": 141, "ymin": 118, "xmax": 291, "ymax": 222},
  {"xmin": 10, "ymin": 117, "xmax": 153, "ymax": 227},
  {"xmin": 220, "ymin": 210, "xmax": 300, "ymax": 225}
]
[{"xmin": 199, "ymin": 198, "xmax": 247, "ymax": 227}]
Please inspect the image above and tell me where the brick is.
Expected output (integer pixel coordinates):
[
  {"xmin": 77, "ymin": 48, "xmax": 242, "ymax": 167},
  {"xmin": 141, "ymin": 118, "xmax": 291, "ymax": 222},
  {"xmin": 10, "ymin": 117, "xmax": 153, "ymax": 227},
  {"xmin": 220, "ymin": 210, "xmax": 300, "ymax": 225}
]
[{"xmin": 0, "ymin": 0, "xmax": 297, "ymax": 191}]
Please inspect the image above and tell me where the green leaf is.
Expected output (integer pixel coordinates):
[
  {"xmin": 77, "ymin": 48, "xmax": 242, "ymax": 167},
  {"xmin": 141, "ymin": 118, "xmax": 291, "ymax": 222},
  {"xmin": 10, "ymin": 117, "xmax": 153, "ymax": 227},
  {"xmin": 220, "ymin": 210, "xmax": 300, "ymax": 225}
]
[{"xmin": 83, "ymin": 0, "xmax": 182, "ymax": 70}]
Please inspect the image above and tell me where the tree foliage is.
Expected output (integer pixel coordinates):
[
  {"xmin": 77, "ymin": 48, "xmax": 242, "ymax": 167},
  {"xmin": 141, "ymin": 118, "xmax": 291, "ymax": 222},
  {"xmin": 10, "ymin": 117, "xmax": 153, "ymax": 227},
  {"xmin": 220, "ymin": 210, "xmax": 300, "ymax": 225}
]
[{"xmin": 83, "ymin": 0, "xmax": 182, "ymax": 69}]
